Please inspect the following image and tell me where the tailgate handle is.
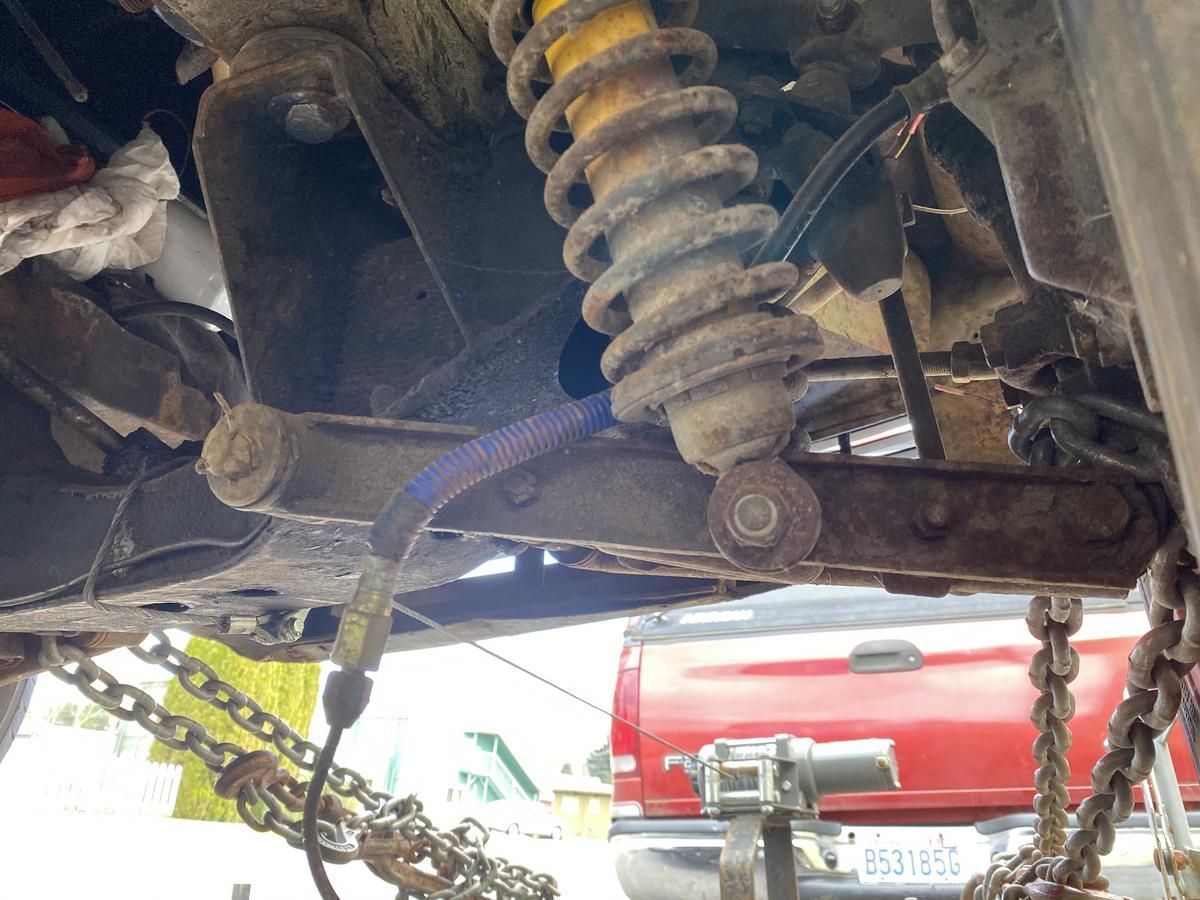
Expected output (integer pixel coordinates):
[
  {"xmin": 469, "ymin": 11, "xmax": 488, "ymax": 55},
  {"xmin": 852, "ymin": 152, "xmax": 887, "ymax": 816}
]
[{"xmin": 849, "ymin": 639, "xmax": 924, "ymax": 673}]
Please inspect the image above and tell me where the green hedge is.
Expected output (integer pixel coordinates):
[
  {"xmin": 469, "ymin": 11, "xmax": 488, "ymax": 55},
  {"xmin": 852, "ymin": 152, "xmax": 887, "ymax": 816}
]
[{"xmin": 149, "ymin": 636, "xmax": 320, "ymax": 823}]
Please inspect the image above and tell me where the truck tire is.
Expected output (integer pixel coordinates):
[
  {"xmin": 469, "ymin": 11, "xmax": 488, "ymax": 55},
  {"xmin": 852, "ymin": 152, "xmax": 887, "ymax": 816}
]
[{"xmin": 0, "ymin": 677, "xmax": 34, "ymax": 763}]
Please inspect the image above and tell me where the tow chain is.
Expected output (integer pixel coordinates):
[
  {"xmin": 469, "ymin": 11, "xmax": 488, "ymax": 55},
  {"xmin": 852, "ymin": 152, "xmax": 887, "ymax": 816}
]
[
  {"xmin": 1028, "ymin": 596, "xmax": 1083, "ymax": 858},
  {"xmin": 968, "ymin": 393, "xmax": 1197, "ymax": 900},
  {"xmin": 38, "ymin": 631, "xmax": 559, "ymax": 900},
  {"xmin": 971, "ymin": 596, "xmax": 1083, "ymax": 900}
]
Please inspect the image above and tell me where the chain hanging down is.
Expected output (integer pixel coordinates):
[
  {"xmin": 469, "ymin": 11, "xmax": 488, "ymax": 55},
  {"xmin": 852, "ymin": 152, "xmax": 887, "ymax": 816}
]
[
  {"xmin": 969, "ymin": 596, "xmax": 1083, "ymax": 900},
  {"xmin": 1028, "ymin": 596, "xmax": 1083, "ymax": 857},
  {"xmin": 1043, "ymin": 528, "xmax": 1200, "ymax": 891},
  {"xmin": 969, "ymin": 393, "xmax": 1196, "ymax": 900},
  {"xmin": 38, "ymin": 631, "xmax": 558, "ymax": 900}
]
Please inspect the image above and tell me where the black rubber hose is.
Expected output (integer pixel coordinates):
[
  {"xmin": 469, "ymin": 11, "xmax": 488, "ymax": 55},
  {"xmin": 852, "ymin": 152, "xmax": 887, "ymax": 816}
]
[
  {"xmin": 753, "ymin": 90, "xmax": 911, "ymax": 266},
  {"xmin": 304, "ymin": 725, "xmax": 345, "ymax": 900},
  {"xmin": 112, "ymin": 300, "xmax": 237, "ymax": 338}
]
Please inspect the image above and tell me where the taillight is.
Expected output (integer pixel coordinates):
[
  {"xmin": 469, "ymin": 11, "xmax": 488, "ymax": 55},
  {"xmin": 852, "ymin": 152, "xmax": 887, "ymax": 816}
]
[{"xmin": 611, "ymin": 643, "xmax": 642, "ymax": 776}]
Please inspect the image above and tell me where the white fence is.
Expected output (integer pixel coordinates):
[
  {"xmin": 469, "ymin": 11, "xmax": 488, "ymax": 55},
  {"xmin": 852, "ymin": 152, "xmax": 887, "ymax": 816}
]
[
  {"xmin": 36, "ymin": 756, "xmax": 182, "ymax": 816},
  {"xmin": 0, "ymin": 731, "xmax": 181, "ymax": 816}
]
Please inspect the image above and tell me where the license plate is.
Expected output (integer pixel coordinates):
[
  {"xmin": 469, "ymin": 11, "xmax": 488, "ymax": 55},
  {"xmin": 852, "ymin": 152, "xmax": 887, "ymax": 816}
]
[{"xmin": 852, "ymin": 843, "xmax": 974, "ymax": 884}]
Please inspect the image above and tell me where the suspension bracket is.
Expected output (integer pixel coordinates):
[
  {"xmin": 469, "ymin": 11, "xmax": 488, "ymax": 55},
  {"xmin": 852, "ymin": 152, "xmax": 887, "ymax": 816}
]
[{"xmin": 200, "ymin": 403, "xmax": 1160, "ymax": 597}]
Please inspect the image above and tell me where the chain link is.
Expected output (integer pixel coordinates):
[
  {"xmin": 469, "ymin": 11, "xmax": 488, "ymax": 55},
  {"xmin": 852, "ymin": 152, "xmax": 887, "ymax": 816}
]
[
  {"xmin": 968, "ymin": 597, "xmax": 1083, "ymax": 900},
  {"xmin": 1045, "ymin": 528, "xmax": 1200, "ymax": 889},
  {"xmin": 41, "ymin": 633, "xmax": 559, "ymax": 900},
  {"xmin": 1027, "ymin": 596, "xmax": 1082, "ymax": 857},
  {"xmin": 997, "ymin": 393, "xmax": 1197, "ymax": 896}
]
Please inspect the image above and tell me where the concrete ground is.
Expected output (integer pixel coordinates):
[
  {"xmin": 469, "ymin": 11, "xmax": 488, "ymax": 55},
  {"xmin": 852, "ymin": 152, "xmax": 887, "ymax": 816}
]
[{"xmin": 0, "ymin": 811, "xmax": 625, "ymax": 900}]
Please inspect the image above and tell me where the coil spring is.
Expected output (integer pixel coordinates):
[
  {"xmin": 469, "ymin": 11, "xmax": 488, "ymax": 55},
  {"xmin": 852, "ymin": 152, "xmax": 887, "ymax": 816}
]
[{"xmin": 488, "ymin": 0, "xmax": 822, "ymax": 428}]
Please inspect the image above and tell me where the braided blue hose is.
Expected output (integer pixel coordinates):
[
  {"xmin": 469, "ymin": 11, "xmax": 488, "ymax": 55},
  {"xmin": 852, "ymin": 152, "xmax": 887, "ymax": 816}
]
[
  {"xmin": 369, "ymin": 391, "xmax": 617, "ymax": 559},
  {"xmin": 405, "ymin": 391, "xmax": 616, "ymax": 512}
]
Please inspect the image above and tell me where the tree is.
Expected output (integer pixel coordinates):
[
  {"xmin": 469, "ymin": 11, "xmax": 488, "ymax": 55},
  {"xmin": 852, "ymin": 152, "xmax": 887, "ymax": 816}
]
[
  {"xmin": 148, "ymin": 635, "xmax": 320, "ymax": 823},
  {"xmin": 560, "ymin": 762, "xmax": 574, "ymax": 775},
  {"xmin": 585, "ymin": 739, "xmax": 612, "ymax": 784},
  {"xmin": 48, "ymin": 700, "xmax": 112, "ymax": 730}
]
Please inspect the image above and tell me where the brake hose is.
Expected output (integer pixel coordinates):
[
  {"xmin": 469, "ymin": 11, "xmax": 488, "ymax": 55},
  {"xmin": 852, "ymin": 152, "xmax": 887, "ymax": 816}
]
[{"xmin": 305, "ymin": 391, "xmax": 618, "ymax": 899}]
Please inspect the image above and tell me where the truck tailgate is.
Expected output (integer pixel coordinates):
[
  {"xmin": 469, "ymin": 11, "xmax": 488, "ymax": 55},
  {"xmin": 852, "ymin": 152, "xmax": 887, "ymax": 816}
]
[{"xmin": 635, "ymin": 606, "xmax": 1197, "ymax": 822}]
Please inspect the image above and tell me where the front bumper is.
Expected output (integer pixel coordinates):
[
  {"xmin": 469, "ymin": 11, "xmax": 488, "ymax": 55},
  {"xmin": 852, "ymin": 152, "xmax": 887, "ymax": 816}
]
[{"xmin": 609, "ymin": 814, "xmax": 1200, "ymax": 900}]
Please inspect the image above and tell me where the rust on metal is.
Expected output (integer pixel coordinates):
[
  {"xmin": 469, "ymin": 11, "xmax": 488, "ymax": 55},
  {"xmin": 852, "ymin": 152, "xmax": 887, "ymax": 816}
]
[
  {"xmin": 213, "ymin": 749, "xmax": 286, "ymax": 799},
  {"xmin": 707, "ymin": 459, "xmax": 822, "ymax": 574},
  {"xmin": 719, "ymin": 815, "xmax": 799, "ymax": 900},
  {"xmin": 0, "ymin": 632, "xmax": 144, "ymax": 688},
  {"xmin": 365, "ymin": 857, "xmax": 454, "ymax": 894},
  {"xmin": 491, "ymin": 0, "xmax": 822, "ymax": 471},
  {"xmin": 0, "ymin": 268, "xmax": 215, "ymax": 446},
  {"xmin": 1026, "ymin": 881, "xmax": 1132, "ymax": 900},
  {"xmin": 199, "ymin": 403, "xmax": 1162, "ymax": 596}
]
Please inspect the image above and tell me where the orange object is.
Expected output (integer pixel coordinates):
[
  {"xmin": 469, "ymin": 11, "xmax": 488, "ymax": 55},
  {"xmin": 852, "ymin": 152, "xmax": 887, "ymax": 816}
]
[{"xmin": 0, "ymin": 110, "xmax": 95, "ymax": 203}]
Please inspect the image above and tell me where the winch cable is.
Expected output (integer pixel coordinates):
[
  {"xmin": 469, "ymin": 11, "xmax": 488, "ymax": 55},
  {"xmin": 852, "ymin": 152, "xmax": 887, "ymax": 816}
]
[
  {"xmin": 753, "ymin": 65, "xmax": 950, "ymax": 267},
  {"xmin": 304, "ymin": 600, "xmax": 724, "ymax": 900},
  {"xmin": 308, "ymin": 390, "xmax": 728, "ymax": 900},
  {"xmin": 390, "ymin": 596, "xmax": 724, "ymax": 774}
]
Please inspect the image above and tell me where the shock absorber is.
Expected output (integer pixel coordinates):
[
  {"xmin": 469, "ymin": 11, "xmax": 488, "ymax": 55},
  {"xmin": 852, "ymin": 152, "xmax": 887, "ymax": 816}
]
[{"xmin": 488, "ymin": 0, "xmax": 824, "ymax": 472}]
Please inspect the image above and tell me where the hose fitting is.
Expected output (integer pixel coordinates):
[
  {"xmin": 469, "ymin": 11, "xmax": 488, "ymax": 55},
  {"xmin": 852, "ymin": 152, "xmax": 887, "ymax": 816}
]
[{"xmin": 332, "ymin": 392, "xmax": 618, "ymax": 675}]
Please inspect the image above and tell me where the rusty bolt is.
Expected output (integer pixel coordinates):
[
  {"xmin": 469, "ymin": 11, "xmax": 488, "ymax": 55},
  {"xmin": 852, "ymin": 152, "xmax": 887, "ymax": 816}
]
[
  {"xmin": 503, "ymin": 469, "xmax": 539, "ymax": 507},
  {"xmin": 817, "ymin": 0, "xmax": 854, "ymax": 33},
  {"xmin": 1067, "ymin": 486, "xmax": 1131, "ymax": 544},
  {"xmin": 1153, "ymin": 848, "xmax": 1191, "ymax": 875},
  {"xmin": 271, "ymin": 89, "xmax": 352, "ymax": 144},
  {"xmin": 728, "ymin": 492, "xmax": 782, "ymax": 547},
  {"xmin": 912, "ymin": 502, "xmax": 951, "ymax": 541}
]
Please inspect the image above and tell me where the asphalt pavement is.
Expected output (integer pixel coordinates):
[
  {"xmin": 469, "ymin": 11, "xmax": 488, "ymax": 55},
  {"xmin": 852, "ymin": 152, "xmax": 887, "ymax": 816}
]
[{"xmin": 1, "ymin": 811, "xmax": 625, "ymax": 899}]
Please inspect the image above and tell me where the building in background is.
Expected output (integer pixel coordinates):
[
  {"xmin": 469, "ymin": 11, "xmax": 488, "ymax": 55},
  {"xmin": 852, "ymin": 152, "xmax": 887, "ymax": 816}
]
[
  {"xmin": 338, "ymin": 713, "xmax": 542, "ymax": 817},
  {"xmin": 550, "ymin": 774, "xmax": 612, "ymax": 838},
  {"xmin": 458, "ymin": 731, "xmax": 540, "ymax": 804}
]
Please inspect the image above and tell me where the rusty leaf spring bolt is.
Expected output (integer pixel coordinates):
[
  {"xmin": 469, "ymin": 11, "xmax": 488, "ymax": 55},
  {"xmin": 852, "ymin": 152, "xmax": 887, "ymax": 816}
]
[{"xmin": 729, "ymin": 493, "xmax": 782, "ymax": 547}]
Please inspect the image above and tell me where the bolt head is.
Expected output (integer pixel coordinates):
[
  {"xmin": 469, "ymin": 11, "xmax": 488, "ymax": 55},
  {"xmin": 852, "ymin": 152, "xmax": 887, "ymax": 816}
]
[
  {"xmin": 817, "ymin": 0, "xmax": 854, "ymax": 32},
  {"xmin": 285, "ymin": 102, "xmax": 343, "ymax": 143},
  {"xmin": 728, "ymin": 492, "xmax": 782, "ymax": 547},
  {"xmin": 1069, "ymin": 486, "xmax": 1131, "ymax": 543},
  {"xmin": 912, "ymin": 502, "xmax": 951, "ymax": 541},
  {"xmin": 278, "ymin": 612, "xmax": 306, "ymax": 643},
  {"xmin": 503, "ymin": 470, "xmax": 539, "ymax": 507},
  {"xmin": 271, "ymin": 90, "xmax": 351, "ymax": 144}
]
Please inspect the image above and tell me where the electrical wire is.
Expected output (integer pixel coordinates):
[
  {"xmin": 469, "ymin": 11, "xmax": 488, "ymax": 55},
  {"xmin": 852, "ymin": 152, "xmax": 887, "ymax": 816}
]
[
  {"xmin": 753, "ymin": 90, "xmax": 911, "ymax": 266},
  {"xmin": 0, "ymin": 522, "xmax": 268, "ymax": 611},
  {"xmin": 78, "ymin": 460, "xmax": 222, "ymax": 625},
  {"xmin": 888, "ymin": 110, "xmax": 926, "ymax": 160},
  {"xmin": 912, "ymin": 203, "xmax": 968, "ymax": 216},
  {"xmin": 141, "ymin": 108, "xmax": 193, "ymax": 182},
  {"xmin": 112, "ymin": 300, "xmax": 237, "ymax": 337}
]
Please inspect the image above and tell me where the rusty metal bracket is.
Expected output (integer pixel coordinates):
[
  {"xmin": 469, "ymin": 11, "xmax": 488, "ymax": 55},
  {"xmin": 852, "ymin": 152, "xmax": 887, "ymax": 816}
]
[
  {"xmin": 933, "ymin": 0, "xmax": 1131, "ymax": 308},
  {"xmin": 0, "ymin": 268, "xmax": 216, "ymax": 446},
  {"xmin": 200, "ymin": 402, "xmax": 1160, "ymax": 597},
  {"xmin": 720, "ymin": 815, "xmax": 799, "ymax": 900},
  {"xmin": 193, "ymin": 30, "xmax": 566, "ymax": 418}
]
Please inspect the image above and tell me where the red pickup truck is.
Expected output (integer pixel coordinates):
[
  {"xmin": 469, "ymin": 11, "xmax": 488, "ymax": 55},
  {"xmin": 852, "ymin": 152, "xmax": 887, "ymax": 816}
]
[{"xmin": 609, "ymin": 587, "xmax": 1200, "ymax": 900}]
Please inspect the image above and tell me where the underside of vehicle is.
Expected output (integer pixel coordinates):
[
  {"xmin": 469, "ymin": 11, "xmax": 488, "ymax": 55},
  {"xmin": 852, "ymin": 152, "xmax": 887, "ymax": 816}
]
[{"xmin": 1, "ymin": 0, "xmax": 1199, "ymax": 896}]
